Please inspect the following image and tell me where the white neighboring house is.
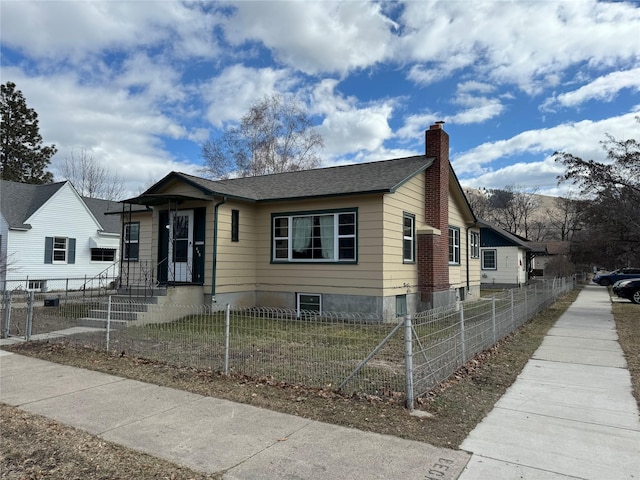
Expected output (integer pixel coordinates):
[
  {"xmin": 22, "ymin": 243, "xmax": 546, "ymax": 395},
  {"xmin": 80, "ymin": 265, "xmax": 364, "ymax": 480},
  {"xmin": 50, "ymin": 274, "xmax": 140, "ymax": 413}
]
[
  {"xmin": 478, "ymin": 219, "xmax": 544, "ymax": 288},
  {"xmin": 0, "ymin": 180, "xmax": 121, "ymax": 292}
]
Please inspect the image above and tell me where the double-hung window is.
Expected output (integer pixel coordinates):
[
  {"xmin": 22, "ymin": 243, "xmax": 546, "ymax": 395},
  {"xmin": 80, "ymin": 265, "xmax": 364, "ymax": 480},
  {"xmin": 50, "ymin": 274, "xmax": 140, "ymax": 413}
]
[
  {"xmin": 53, "ymin": 237, "xmax": 67, "ymax": 262},
  {"xmin": 470, "ymin": 231, "xmax": 480, "ymax": 259},
  {"xmin": 403, "ymin": 213, "xmax": 415, "ymax": 263},
  {"xmin": 124, "ymin": 222, "xmax": 140, "ymax": 261},
  {"xmin": 272, "ymin": 210, "xmax": 356, "ymax": 262},
  {"xmin": 482, "ymin": 250, "xmax": 497, "ymax": 270},
  {"xmin": 449, "ymin": 227, "xmax": 460, "ymax": 264},
  {"xmin": 44, "ymin": 236, "xmax": 75, "ymax": 264}
]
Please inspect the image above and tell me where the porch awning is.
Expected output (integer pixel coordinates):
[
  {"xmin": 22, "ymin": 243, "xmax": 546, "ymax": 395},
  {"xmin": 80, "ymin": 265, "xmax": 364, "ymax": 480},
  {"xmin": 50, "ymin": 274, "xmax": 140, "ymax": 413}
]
[
  {"xmin": 89, "ymin": 236, "xmax": 119, "ymax": 249},
  {"xmin": 121, "ymin": 193, "xmax": 207, "ymax": 207}
]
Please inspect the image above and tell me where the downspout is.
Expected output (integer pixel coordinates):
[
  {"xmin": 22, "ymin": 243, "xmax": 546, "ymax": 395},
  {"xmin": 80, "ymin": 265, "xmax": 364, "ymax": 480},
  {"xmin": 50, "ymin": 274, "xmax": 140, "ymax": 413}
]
[
  {"xmin": 211, "ymin": 196, "xmax": 227, "ymax": 302},
  {"xmin": 466, "ymin": 222, "xmax": 477, "ymax": 297},
  {"xmin": 466, "ymin": 226, "xmax": 470, "ymax": 296}
]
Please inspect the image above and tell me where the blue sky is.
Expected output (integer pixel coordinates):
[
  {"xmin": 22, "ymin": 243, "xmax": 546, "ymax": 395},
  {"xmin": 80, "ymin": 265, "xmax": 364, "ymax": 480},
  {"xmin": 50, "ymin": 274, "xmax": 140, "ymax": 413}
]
[{"xmin": 1, "ymin": 0, "xmax": 639, "ymax": 198}]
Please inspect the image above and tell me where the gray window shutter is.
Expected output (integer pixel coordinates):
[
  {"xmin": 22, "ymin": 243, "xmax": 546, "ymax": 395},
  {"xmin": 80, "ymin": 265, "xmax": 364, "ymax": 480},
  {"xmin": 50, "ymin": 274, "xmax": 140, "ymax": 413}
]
[
  {"xmin": 68, "ymin": 238, "xmax": 76, "ymax": 264},
  {"xmin": 44, "ymin": 237, "xmax": 53, "ymax": 264}
]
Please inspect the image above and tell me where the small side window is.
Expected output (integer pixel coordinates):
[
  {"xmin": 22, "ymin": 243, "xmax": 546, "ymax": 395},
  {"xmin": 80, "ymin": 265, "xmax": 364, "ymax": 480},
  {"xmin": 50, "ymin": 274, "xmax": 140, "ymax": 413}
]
[
  {"xmin": 403, "ymin": 213, "xmax": 415, "ymax": 263},
  {"xmin": 231, "ymin": 209, "xmax": 239, "ymax": 242},
  {"xmin": 396, "ymin": 294, "xmax": 407, "ymax": 317},
  {"xmin": 482, "ymin": 250, "xmax": 497, "ymax": 270},
  {"xmin": 297, "ymin": 293, "xmax": 321, "ymax": 315}
]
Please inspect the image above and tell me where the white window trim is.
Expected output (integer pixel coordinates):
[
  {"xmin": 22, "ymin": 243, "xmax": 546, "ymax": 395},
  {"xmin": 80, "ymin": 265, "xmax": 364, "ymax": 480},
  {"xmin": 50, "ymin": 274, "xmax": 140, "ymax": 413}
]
[
  {"xmin": 273, "ymin": 211, "xmax": 356, "ymax": 262},
  {"xmin": 27, "ymin": 280, "xmax": 46, "ymax": 291},
  {"xmin": 403, "ymin": 213, "xmax": 415, "ymax": 263},
  {"xmin": 449, "ymin": 227, "xmax": 460, "ymax": 265},
  {"xmin": 470, "ymin": 231, "xmax": 480, "ymax": 259},
  {"xmin": 482, "ymin": 249, "xmax": 497, "ymax": 270},
  {"xmin": 297, "ymin": 293, "xmax": 322, "ymax": 315},
  {"xmin": 53, "ymin": 237, "xmax": 67, "ymax": 264}
]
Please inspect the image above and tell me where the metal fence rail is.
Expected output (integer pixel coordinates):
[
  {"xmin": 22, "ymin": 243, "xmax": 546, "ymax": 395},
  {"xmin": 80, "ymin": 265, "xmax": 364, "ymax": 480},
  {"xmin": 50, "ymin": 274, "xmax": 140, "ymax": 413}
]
[
  {"xmin": 1, "ymin": 276, "xmax": 577, "ymax": 409},
  {"xmin": 409, "ymin": 277, "xmax": 575, "ymax": 403},
  {"xmin": 2, "ymin": 273, "xmax": 118, "ymax": 299}
]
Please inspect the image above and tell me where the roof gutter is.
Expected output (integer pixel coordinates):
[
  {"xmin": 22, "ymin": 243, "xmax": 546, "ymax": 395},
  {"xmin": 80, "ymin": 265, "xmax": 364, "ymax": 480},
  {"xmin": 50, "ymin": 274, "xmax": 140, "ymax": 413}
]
[{"xmin": 211, "ymin": 196, "xmax": 227, "ymax": 302}]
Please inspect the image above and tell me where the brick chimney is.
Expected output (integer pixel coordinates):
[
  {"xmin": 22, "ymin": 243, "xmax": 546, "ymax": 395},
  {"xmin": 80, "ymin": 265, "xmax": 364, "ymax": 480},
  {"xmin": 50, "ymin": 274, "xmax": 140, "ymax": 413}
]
[{"xmin": 417, "ymin": 122, "xmax": 450, "ymax": 305}]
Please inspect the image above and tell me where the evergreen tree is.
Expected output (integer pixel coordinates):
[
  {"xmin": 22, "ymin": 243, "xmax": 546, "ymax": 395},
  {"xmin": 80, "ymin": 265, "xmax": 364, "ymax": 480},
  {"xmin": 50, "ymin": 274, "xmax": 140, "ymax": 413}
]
[{"xmin": 1, "ymin": 81, "xmax": 56, "ymax": 184}]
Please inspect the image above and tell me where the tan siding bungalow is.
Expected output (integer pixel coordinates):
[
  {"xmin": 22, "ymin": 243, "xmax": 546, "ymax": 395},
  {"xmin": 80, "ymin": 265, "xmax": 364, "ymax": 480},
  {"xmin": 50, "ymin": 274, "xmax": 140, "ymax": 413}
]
[{"xmin": 120, "ymin": 124, "xmax": 480, "ymax": 319}]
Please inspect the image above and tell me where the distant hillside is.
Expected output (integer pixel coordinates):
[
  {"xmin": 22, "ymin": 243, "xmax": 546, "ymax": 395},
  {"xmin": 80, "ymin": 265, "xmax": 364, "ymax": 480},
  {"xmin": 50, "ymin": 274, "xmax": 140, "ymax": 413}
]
[{"xmin": 463, "ymin": 187, "xmax": 578, "ymax": 241}]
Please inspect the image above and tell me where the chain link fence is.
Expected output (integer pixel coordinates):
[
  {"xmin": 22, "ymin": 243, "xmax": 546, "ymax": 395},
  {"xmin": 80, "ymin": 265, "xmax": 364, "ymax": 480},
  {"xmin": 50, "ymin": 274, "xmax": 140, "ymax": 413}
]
[{"xmin": 1, "ymin": 276, "xmax": 577, "ymax": 409}]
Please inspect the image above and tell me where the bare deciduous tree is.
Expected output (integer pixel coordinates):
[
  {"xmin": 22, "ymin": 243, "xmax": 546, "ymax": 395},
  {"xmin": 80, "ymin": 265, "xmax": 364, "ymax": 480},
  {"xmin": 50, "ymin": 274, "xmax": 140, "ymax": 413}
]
[
  {"xmin": 484, "ymin": 185, "xmax": 541, "ymax": 238},
  {"xmin": 59, "ymin": 149, "xmax": 124, "ymax": 200},
  {"xmin": 465, "ymin": 188, "xmax": 489, "ymax": 219},
  {"xmin": 555, "ymin": 121, "xmax": 640, "ymax": 267},
  {"xmin": 201, "ymin": 94, "xmax": 324, "ymax": 179},
  {"xmin": 545, "ymin": 195, "xmax": 586, "ymax": 241}
]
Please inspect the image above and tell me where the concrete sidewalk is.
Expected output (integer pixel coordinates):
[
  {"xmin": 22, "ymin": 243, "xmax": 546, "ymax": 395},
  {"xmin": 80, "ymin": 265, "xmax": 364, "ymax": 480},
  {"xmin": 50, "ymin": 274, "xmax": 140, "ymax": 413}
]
[
  {"xmin": 458, "ymin": 284, "xmax": 640, "ymax": 479},
  {"xmin": 0, "ymin": 351, "xmax": 469, "ymax": 479}
]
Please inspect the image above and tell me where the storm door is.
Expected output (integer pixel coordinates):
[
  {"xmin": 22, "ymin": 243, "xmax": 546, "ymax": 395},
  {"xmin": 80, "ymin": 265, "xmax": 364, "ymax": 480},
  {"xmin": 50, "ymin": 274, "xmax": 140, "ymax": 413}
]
[{"xmin": 168, "ymin": 210, "xmax": 194, "ymax": 283}]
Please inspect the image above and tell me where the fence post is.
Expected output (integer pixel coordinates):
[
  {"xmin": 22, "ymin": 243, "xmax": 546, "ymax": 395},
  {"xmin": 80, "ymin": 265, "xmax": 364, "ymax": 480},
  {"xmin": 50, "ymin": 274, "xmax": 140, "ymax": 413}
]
[
  {"xmin": 2, "ymin": 291, "xmax": 11, "ymax": 338},
  {"xmin": 26, "ymin": 291, "xmax": 34, "ymax": 341},
  {"xmin": 492, "ymin": 296, "xmax": 497, "ymax": 344},
  {"xmin": 106, "ymin": 295, "xmax": 112, "ymax": 352},
  {"xmin": 460, "ymin": 302, "xmax": 466, "ymax": 363},
  {"xmin": 404, "ymin": 314, "xmax": 414, "ymax": 411},
  {"xmin": 224, "ymin": 304, "xmax": 230, "ymax": 376},
  {"xmin": 510, "ymin": 289, "xmax": 515, "ymax": 331}
]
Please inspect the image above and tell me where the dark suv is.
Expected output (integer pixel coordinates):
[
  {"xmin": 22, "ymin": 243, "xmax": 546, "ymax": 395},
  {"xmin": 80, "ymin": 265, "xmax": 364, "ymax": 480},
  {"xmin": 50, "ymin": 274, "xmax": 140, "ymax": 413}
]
[{"xmin": 593, "ymin": 268, "xmax": 640, "ymax": 286}]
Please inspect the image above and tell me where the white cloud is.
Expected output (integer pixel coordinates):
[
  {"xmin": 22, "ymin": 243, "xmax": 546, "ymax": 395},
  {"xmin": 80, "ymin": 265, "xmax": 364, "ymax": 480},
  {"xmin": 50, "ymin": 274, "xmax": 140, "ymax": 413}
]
[
  {"xmin": 543, "ymin": 67, "xmax": 640, "ymax": 110},
  {"xmin": 460, "ymin": 156, "xmax": 566, "ymax": 195},
  {"xmin": 223, "ymin": 1, "xmax": 396, "ymax": 75},
  {"xmin": 311, "ymin": 81, "xmax": 394, "ymax": 155},
  {"xmin": 457, "ymin": 81, "xmax": 496, "ymax": 94},
  {"xmin": 397, "ymin": 0, "xmax": 640, "ymax": 94},
  {"xmin": 447, "ymin": 94, "xmax": 505, "ymax": 125},
  {"xmin": 0, "ymin": 2, "xmax": 221, "ymax": 62},
  {"xmin": 201, "ymin": 65, "xmax": 298, "ymax": 127},
  {"xmin": 2, "ymin": 67, "xmax": 200, "ymax": 196},
  {"xmin": 452, "ymin": 112, "xmax": 640, "ymax": 180}
]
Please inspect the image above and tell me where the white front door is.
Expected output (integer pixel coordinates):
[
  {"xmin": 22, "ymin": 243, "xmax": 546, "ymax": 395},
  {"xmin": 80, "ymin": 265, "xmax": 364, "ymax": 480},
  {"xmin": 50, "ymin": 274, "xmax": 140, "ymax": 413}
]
[{"xmin": 168, "ymin": 210, "xmax": 194, "ymax": 283}]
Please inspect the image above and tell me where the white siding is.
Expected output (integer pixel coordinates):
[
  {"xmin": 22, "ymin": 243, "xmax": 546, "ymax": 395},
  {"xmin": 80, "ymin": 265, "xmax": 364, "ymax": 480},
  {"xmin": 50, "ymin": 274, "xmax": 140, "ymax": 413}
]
[
  {"xmin": 4, "ymin": 183, "xmax": 120, "ymax": 290},
  {"xmin": 480, "ymin": 246, "xmax": 527, "ymax": 286},
  {"xmin": 0, "ymin": 213, "xmax": 8, "ymax": 286}
]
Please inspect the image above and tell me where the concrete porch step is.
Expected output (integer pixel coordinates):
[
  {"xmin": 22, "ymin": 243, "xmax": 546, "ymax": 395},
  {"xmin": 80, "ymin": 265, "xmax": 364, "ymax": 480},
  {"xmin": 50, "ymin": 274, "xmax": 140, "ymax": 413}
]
[
  {"xmin": 116, "ymin": 287, "xmax": 167, "ymax": 298},
  {"xmin": 77, "ymin": 317, "xmax": 129, "ymax": 329},
  {"xmin": 85, "ymin": 309, "xmax": 140, "ymax": 321},
  {"xmin": 104, "ymin": 301, "xmax": 152, "ymax": 312}
]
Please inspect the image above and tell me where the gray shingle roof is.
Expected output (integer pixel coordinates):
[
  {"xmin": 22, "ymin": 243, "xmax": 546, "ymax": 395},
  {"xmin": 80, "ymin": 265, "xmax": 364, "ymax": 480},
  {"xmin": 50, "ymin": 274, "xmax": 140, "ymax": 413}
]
[
  {"xmin": 0, "ymin": 180, "xmax": 121, "ymax": 233},
  {"xmin": 136, "ymin": 155, "xmax": 434, "ymax": 203},
  {"xmin": 0, "ymin": 180, "xmax": 66, "ymax": 229},
  {"xmin": 81, "ymin": 196, "xmax": 122, "ymax": 233}
]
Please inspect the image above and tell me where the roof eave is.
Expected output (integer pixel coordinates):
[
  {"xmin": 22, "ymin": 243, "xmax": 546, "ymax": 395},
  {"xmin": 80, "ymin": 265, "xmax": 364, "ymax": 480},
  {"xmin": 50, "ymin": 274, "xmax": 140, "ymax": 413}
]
[{"xmin": 255, "ymin": 188, "xmax": 392, "ymax": 203}]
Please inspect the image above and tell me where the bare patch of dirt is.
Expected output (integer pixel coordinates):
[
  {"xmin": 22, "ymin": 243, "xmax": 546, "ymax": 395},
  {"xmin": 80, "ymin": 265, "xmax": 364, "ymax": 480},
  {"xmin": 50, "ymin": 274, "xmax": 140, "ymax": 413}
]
[
  {"xmin": 3, "ymin": 289, "xmax": 606, "ymax": 478},
  {"xmin": 0, "ymin": 403, "xmax": 222, "ymax": 480}
]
